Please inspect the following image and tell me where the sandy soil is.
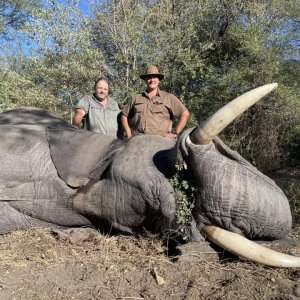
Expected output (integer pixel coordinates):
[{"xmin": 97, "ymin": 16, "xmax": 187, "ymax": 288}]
[{"xmin": 0, "ymin": 227, "xmax": 300, "ymax": 300}]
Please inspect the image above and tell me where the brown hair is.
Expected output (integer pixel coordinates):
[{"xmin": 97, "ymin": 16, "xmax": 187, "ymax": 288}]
[{"xmin": 94, "ymin": 76, "xmax": 109, "ymax": 90}]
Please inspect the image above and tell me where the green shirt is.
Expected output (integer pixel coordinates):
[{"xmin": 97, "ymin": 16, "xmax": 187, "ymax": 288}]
[{"xmin": 76, "ymin": 94, "xmax": 120, "ymax": 136}]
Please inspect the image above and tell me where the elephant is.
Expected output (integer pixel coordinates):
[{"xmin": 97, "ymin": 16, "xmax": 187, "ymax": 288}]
[{"xmin": 0, "ymin": 83, "xmax": 299, "ymax": 267}]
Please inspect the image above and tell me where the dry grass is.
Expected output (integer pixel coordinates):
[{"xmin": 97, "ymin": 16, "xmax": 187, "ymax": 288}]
[
  {"xmin": 0, "ymin": 228, "xmax": 299, "ymax": 299},
  {"xmin": 0, "ymin": 228, "xmax": 168, "ymax": 268}
]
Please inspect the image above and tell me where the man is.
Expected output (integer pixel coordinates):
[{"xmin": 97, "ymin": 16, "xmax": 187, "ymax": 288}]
[
  {"xmin": 72, "ymin": 77, "xmax": 120, "ymax": 136},
  {"xmin": 121, "ymin": 65, "xmax": 190, "ymax": 139}
]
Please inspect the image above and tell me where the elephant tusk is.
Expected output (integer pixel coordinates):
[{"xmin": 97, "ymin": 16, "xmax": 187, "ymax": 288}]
[
  {"xmin": 190, "ymin": 83, "xmax": 278, "ymax": 145},
  {"xmin": 201, "ymin": 225, "xmax": 300, "ymax": 267}
]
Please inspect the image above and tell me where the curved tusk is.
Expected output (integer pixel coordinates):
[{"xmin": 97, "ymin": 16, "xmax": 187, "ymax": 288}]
[
  {"xmin": 190, "ymin": 83, "xmax": 278, "ymax": 145},
  {"xmin": 201, "ymin": 225, "xmax": 300, "ymax": 268}
]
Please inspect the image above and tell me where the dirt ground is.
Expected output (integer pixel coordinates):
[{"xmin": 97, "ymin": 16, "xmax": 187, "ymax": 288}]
[{"xmin": 0, "ymin": 227, "xmax": 300, "ymax": 300}]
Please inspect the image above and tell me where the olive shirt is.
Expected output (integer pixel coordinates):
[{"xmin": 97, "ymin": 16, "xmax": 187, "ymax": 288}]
[
  {"xmin": 122, "ymin": 90, "xmax": 188, "ymax": 136},
  {"xmin": 76, "ymin": 94, "xmax": 120, "ymax": 136}
]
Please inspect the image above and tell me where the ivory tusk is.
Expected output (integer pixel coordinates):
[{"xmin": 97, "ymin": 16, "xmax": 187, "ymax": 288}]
[
  {"xmin": 201, "ymin": 225, "xmax": 300, "ymax": 268},
  {"xmin": 190, "ymin": 83, "xmax": 278, "ymax": 145}
]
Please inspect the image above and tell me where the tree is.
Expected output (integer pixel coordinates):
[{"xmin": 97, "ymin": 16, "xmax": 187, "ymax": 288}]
[
  {"xmin": 0, "ymin": 0, "xmax": 40, "ymax": 39},
  {"xmin": 19, "ymin": 0, "xmax": 108, "ymax": 121},
  {"xmin": 2, "ymin": 0, "xmax": 299, "ymax": 171},
  {"xmin": 92, "ymin": 0, "xmax": 153, "ymax": 104},
  {"xmin": 202, "ymin": 0, "xmax": 300, "ymax": 170},
  {"xmin": 91, "ymin": 0, "xmax": 300, "ymax": 170},
  {"xmin": 0, "ymin": 69, "xmax": 60, "ymax": 113}
]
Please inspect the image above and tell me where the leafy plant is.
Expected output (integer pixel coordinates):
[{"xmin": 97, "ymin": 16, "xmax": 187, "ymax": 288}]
[
  {"xmin": 0, "ymin": 69, "xmax": 61, "ymax": 113},
  {"xmin": 278, "ymin": 180, "xmax": 300, "ymax": 225},
  {"xmin": 169, "ymin": 162, "xmax": 196, "ymax": 226}
]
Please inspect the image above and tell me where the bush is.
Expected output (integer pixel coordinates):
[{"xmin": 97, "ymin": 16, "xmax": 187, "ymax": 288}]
[
  {"xmin": 169, "ymin": 162, "xmax": 196, "ymax": 226},
  {"xmin": 271, "ymin": 168, "xmax": 300, "ymax": 225}
]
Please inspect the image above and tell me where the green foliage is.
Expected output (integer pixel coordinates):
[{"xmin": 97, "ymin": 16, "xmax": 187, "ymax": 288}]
[
  {"xmin": 223, "ymin": 86, "xmax": 300, "ymax": 171},
  {"xmin": 281, "ymin": 60, "xmax": 300, "ymax": 94},
  {"xmin": 273, "ymin": 169, "xmax": 300, "ymax": 225},
  {"xmin": 169, "ymin": 162, "xmax": 196, "ymax": 226},
  {"xmin": 186, "ymin": 0, "xmax": 300, "ymax": 172},
  {"xmin": 92, "ymin": 0, "xmax": 298, "ymax": 173},
  {"xmin": 1, "ymin": 0, "xmax": 299, "ymax": 172},
  {"xmin": 92, "ymin": 0, "xmax": 152, "ymax": 104},
  {"xmin": 286, "ymin": 180, "xmax": 300, "ymax": 224},
  {"xmin": 0, "ymin": 69, "xmax": 61, "ymax": 113}
]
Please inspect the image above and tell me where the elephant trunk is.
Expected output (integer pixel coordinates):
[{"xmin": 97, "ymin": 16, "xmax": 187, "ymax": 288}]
[
  {"xmin": 190, "ymin": 83, "xmax": 278, "ymax": 145},
  {"xmin": 202, "ymin": 225, "xmax": 300, "ymax": 268}
]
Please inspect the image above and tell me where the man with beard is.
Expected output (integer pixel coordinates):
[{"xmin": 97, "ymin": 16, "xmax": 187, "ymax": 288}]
[{"xmin": 72, "ymin": 77, "xmax": 120, "ymax": 136}]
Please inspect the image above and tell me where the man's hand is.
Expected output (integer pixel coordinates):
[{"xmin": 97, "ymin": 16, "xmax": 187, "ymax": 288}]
[
  {"xmin": 163, "ymin": 133, "xmax": 177, "ymax": 139},
  {"xmin": 121, "ymin": 115, "xmax": 133, "ymax": 139}
]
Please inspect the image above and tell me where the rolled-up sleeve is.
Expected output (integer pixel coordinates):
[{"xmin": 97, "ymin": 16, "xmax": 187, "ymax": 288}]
[
  {"xmin": 122, "ymin": 97, "xmax": 135, "ymax": 117},
  {"xmin": 76, "ymin": 96, "xmax": 90, "ymax": 114},
  {"xmin": 168, "ymin": 94, "xmax": 188, "ymax": 117}
]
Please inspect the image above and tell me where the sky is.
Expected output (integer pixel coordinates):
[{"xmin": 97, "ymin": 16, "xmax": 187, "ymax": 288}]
[{"xmin": 79, "ymin": 0, "xmax": 90, "ymax": 14}]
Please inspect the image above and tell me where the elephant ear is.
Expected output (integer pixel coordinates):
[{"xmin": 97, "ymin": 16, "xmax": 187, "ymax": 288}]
[{"xmin": 46, "ymin": 129, "xmax": 115, "ymax": 187}]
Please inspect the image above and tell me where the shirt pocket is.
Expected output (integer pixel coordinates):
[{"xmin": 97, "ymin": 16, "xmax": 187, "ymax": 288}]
[
  {"xmin": 108, "ymin": 105, "xmax": 119, "ymax": 112},
  {"xmin": 150, "ymin": 102, "xmax": 169, "ymax": 117},
  {"xmin": 133, "ymin": 101, "xmax": 145, "ymax": 114},
  {"xmin": 90, "ymin": 102, "xmax": 102, "ymax": 110}
]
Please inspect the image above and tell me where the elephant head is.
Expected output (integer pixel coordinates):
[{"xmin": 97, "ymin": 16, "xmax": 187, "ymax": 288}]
[{"xmin": 176, "ymin": 83, "xmax": 300, "ymax": 267}]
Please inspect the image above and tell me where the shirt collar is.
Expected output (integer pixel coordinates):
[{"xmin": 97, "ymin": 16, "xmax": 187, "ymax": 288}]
[
  {"xmin": 143, "ymin": 89, "xmax": 161, "ymax": 99},
  {"xmin": 92, "ymin": 94, "xmax": 112, "ymax": 108}
]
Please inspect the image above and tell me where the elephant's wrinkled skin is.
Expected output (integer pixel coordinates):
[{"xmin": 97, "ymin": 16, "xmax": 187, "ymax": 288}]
[
  {"xmin": 179, "ymin": 131, "xmax": 291, "ymax": 240},
  {"xmin": 0, "ymin": 105, "xmax": 291, "ymax": 242},
  {"xmin": 2, "ymin": 83, "xmax": 298, "ymax": 267},
  {"xmin": 0, "ymin": 108, "xmax": 177, "ymax": 234}
]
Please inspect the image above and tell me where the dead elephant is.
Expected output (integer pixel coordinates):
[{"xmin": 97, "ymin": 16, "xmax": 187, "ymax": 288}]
[{"xmin": 0, "ymin": 83, "xmax": 299, "ymax": 267}]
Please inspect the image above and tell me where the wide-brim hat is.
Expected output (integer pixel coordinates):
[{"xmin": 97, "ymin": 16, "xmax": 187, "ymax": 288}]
[{"xmin": 140, "ymin": 65, "xmax": 164, "ymax": 80}]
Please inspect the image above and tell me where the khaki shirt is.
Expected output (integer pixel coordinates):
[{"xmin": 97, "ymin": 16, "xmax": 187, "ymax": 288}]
[
  {"xmin": 122, "ymin": 90, "xmax": 188, "ymax": 136},
  {"xmin": 76, "ymin": 95, "xmax": 120, "ymax": 136}
]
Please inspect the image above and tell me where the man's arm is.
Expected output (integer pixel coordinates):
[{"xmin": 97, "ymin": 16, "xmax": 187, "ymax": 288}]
[
  {"xmin": 121, "ymin": 114, "xmax": 133, "ymax": 139},
  {"xmin": 72, "ymin": 108, "xmax": 86, "ymax": 129},
  {"xmin": 175, "ymin": 110, "xmax": 190, "ymax": 134},
  {"xmin": 164, "ymin": 110, "xmax": 190, "ymax": 139}
]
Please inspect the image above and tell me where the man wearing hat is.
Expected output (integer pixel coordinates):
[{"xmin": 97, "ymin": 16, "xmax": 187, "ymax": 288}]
[{"xmin": 121, "ymin": 65, "xmax": 190, "ymax": 139}]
